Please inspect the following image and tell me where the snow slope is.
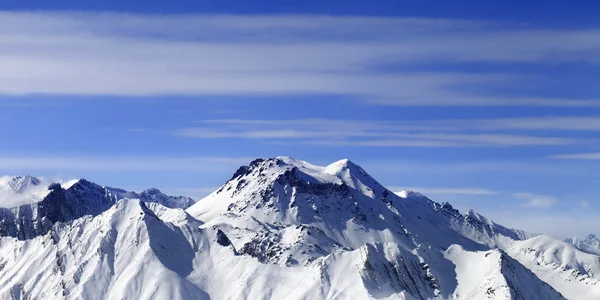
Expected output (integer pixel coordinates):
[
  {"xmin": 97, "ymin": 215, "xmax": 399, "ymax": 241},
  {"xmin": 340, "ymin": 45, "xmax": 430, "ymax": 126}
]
[
  {"xmin": 0, "ymin": 157, "xmax": 596, "ymax": 299},
  {"xmin": 0, "ymin": 200, "xmax": 435, "ymax": 300},
  {"xmin": 446, "ymin": 244, "xmax": 565, "ymax": 300},
  {"xmin": 0, "ymin": 200, "xmax": 209, "ymax": 300},
  {"xmin": 500, "ymin": 235, "xmax": 600, "ymax": 300}
]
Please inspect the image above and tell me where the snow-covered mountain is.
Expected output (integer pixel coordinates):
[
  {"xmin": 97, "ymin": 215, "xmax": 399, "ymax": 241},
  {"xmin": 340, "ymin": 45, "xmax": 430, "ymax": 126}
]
[
  {"xmin": 0, "ymin": 176, "xmax": 195, "ymax": 239},
  {"xmin": 0, "ymin": 157, "xmax": 598, "ymax": 299},
  {"xmin": 0, "ymin": 175, "xmax": 51, "ymax": 207},
  {"xmin": 565, "ymin": 234, "xmax": 600, "ymax": 256}
]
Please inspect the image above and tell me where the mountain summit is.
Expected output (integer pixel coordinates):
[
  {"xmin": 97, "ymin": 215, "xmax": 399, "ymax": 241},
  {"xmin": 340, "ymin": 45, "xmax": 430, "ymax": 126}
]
[
  {"xmin": 6, "ymin": 175, "xmax": 43, "ymax": 192},
  {"xmin": 0, "ymin": 157, "xmax": 598, "ymax": 299},
  {"xmin": 0, "ymin": 175, "xmax": 50, "ymax": 208}
]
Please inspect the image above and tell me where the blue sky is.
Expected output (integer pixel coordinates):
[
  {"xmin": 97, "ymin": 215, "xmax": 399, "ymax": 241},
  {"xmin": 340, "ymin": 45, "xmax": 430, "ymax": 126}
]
[{"xmin": 1, "ymin": 1, "xmax": 600, "ymax": 238}]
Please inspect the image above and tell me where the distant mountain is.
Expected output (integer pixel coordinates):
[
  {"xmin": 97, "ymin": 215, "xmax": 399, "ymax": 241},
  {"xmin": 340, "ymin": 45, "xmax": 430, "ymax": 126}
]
[
  {"xmin": 565, "ymin": 234, "xmax": 600, "ymax": 255},
  {"xmin": 0, "ymin": 175, "xmax": 51, "ymax": 208},
  {"xmin": 6, "ymin": 175, "xmax": 43, "ymax": 192},
  {"xmin": 0, "ymin": 176, "xmax": 195, "ymax": 240},
  {"xmin": 0, "ymin": 157, "xmax": 598, "ymax": 299}
]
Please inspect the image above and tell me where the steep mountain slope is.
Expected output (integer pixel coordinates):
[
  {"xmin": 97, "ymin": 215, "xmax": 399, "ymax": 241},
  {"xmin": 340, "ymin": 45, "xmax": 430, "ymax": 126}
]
[
  {"xmin": 0, "ymin": 200, "xmax": 209, "ymax": 300},
  {"xmin": 565, "ymin": 234, "xmax": 600, "ymax": 256},
  {"xmin": 446, "ymin": 244, "xmax": 565, "ymax": 300},
  {"xmin": 0, "ymin": 199, "xmax": 432, "ymax": 300},
  {"xmin": 0, "ymin": 157, "xmax": 595, "ymax": 299},
  {"xmin": 0, "ymin": 199, "xmax": 560, "ymax": 300}
]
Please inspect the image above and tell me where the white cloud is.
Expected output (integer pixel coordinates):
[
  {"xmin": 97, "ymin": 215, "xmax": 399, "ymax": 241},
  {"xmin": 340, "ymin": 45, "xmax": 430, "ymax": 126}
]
[
  {"xmin": 0, "ymin": 12, "xmax": 599, "ymax": 106},
  {"xmin": 0, "ymin": 156, "xmax": 251, "ymax": 171},
  {"xmin": 308, "ymin": 134, "xmax": 573, "ymax": 147},
  {"xmin": 203, "ymin": 116, "xmax": 600, "ymax": 132},
  {"xmin": 548, "ymin": 152, "xmax": 600, "ymax": 159},
  {"xmin": 514, "ymin": 192, "xmax": 559, "ymax": 208},
  {"xmin": 476, "ymin": 209, "xmax": 600, "ymax": 239},
  {"xmin": 581, "ymin": 200, "xmax": 591, "ymax": 209},
  {"xmin": 391, "ymin": 187, "xmax": 498, "ymax": 196},
  {"xmin": 174, "ymin": 118, "xmax": 579, "ymax": 147},
  {"xmin": 475, "ymin": 116, "xmax": 600, "ymax": 131},
  {"xmin": 376, "ymin": 116, "xmax": 600, "ymax": 131}
]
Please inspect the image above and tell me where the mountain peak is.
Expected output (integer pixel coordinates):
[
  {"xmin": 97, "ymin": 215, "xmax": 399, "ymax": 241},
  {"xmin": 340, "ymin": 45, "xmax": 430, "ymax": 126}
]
[
  {"xmin": 322, "ymin": 158, "xmax": 387, "ymax": 197},
  {"xmin": 0, "ymin": 175, "xmax": 50, "ymax": 209},
  {"xmin": 7, "ymin": 175, "xmax": 42, "ymax": 192},
  {"xmin": 141, "ymin": 187, "xmax": 163, "ymax": 195},
  {"xmin": 60, "ymin": 178, "xmax": 81, "ymax": 190},
  {"xmin": 323, "ymin": 158, "xmax": 358, "ymax": 174},
  {"xmin": 396, "ymin": 190, "xmax": 427, "ymax": 199},
  {"xmin": 138, "ymin": 187, "xmax": 195, "ymax": 209},
  {"xmin": 190, "ymin": 157, "xmax": 391, "ymax": 223}
]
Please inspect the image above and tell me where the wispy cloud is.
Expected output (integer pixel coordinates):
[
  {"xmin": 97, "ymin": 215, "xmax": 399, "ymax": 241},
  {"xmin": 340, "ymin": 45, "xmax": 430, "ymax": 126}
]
[
  {"xmin": 382, "ymin": 116, "xmax": 600, "ymax": 131},
  {"xmin": 0, "ymin": 155, "xmax": 251, "ymax": 171},
  {"xmin": 514, "ymin": 192, "xmax": 559, "ymax": 208},
  {"xmin": 391, "ymin": 187, "xmax": 498, "ymax": 196},
  {"xmin": 0, "ymin": 12, "xmax": 599, "ymax": 106},
  {"xmin": 307, "ymin": 134, "xmax": 573, "ymax": 147},
  {"xmin": 174, "ymin": 118, "xmax": 579, "ymax": 147},
  {"xmin": 548, "ymin": 152, "xmax": 600, "ymax": 159},
  {"xmin": 477, "ymin": 209, "xmax": 600, "ymax": 239},
  {"xmin": 581, "ymin": 200, "xmax": 591, "ymax": 209},
  {"xmin": 474, "ymin": 117, "xmax": 600, "ymax": 131}
]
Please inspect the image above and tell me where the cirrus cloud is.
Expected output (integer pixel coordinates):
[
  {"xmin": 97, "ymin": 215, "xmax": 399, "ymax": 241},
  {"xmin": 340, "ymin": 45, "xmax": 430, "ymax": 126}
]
[
  {"xmin": 173, "ymin": 118, "xmax": 581, "ymax": 147},
  {"xmin": 514, "ymin": 192, "xmax": 559, "ymax": 208},
  {"xmin": 0, "ymin": 12, "xmax": 599, "ymax": 106},
  {"xmin": 392, "ymin": 187, "xmax": 498, "ymax": 196}
]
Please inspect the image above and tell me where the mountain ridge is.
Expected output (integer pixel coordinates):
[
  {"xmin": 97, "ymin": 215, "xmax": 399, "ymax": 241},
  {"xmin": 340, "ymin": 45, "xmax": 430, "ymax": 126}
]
[
  {"xmin": 0, "ymin": 157, "xmax": 597, "ymax": 299},
  {"xmin": 565, "ymin": 234, "xmax": 600, "ymax": 256},
  {"xmin": 0, "ymin": 176, "xmax": 196, "ymax": 240}
]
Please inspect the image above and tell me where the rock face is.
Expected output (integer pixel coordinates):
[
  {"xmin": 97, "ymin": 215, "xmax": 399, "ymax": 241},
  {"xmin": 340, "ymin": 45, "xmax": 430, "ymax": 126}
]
[{"xmin": 0, "ymin": 157, "xmax": 596, "ymax": 300}]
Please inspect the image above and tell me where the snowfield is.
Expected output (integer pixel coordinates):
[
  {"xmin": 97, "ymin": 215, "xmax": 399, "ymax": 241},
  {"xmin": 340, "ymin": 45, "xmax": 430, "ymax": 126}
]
[{"xmin": 0, "ymin": 157, "xmax": 597, "ymax": 299}]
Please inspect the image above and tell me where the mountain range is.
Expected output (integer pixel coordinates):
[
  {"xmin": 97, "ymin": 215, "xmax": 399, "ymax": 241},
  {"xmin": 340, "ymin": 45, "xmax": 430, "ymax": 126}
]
[
  {"xmin": 0, "ymin": 157, "xmax": 598, "ymax": 299},
  {"xmin": 0, "ymin": 175, "xmax": 195, "ymax": 239},
  {"xmin": 565, "ymin": 234, "xmax": 600, "ymax": 256}
]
